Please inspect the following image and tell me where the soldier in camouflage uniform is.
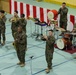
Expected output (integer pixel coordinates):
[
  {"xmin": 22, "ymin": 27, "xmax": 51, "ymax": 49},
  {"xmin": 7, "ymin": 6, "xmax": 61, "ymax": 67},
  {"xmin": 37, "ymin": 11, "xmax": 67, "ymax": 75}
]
[
  {"xmin": 58, "ymin": 2, "xmax": 68, "ymax": 30},
  {"xmin": 9, "ymin": 10, "xmax": 19, "ymax": 39},
  {"xmin": 43, "ymin": 30, "xmax": 55, "ymax": 73},
  {"xmin": 19, "ymin": 14, "xmax": 27, "ymax": 50},
  {"xmin": 14, "ymin": 26, "xmax": 27, "ymax": 67},
  {"xmin": 19, "ymin": 14, "xmax": 27, "ymax": 33},
  {"xmin": 0, "ymin": 10, "xmax": 7, "ymax": 45}
]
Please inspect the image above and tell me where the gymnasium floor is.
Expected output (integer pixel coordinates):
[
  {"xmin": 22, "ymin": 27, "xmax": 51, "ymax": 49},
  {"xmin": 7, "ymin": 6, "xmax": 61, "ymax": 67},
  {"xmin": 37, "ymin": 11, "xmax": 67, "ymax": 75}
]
[{"xmin": 0, "ymin": 0, "xmax": 76, "ymax": 75}]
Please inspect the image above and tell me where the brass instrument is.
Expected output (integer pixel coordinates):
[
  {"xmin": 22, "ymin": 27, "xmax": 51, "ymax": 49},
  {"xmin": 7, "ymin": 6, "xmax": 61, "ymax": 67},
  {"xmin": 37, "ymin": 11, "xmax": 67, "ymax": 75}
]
[
  {"xmin": 9, "ymin": 16, "xmax": 19, "ymax": 22},
  {"xmin": 27, "ymin": 16, "xmax": 35, "ymax": 21},
  {"xmin": 0, "ymin": 13, "xmax": 6, "ymax": 19},
  {"xmin": 41, "ymin": 36, "xmax": 46, "ymax": 41},
  {"xmin": 12, "ymin": 41, "xmax": 16, "ymax": 49},
  {"xmin": 55, "ymin": 27, "xmax": 66, "ymax": 32},
  {"xmin": 0, "ymin": 15, "xmax": 2, "ymax": 19},
  {"xmin": 51, "ymin": 19, "xmax": 58, "ymax": 25}
]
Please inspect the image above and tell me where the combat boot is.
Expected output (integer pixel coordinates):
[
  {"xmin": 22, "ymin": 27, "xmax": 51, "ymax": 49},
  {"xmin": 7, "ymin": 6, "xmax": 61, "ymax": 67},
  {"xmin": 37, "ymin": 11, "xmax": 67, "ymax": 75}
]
[
  {"xmin": 1, "ymin": 41, "xmax": 5, "ymax": 45},
  {"xmin": 20, "ymin": 63, "xmax": 25, "ymax": 67},
  {"xmin": 45, "ymin": 68, "xmax": 51, "ymax": 73},
  {"xmin": 17, "ymin": 62, "xmax": 22, "ymax": 65}
]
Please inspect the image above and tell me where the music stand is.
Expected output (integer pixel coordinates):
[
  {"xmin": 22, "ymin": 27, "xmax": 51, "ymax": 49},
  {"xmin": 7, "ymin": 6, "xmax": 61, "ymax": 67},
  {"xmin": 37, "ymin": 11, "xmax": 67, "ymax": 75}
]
[
  {"xmin": 30, "ymin": 18, "xmax": 40, "ymax": 37},
  {"xmin": 30, "ymin": 56, "xmax": 34, "ymax": 75},
  {"xmin": 27, "ymin": 20, "xmax": 34, "ymax": 38}
]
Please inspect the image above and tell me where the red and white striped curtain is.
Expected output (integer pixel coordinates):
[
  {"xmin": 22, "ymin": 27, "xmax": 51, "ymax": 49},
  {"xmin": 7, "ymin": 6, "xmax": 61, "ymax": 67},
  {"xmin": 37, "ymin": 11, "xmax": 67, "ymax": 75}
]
[{"xmin": 10, "ymin": 0, "xmax": 76, "ymax": 25}]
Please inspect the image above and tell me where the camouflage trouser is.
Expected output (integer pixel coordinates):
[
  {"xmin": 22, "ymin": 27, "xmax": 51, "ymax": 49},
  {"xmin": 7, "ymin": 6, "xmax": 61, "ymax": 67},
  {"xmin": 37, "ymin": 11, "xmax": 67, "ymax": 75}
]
[
  {"xmin": 45, "ymin": 51, "xmax": 53, "ymax": 69},
  {"xmin": 0, "ymin": 29, "xmax": 6, "ymax": 42},
  {"xmin": 23, "ymin": 29, "xmax": 26, "ymax": 33},
  {"xmin": 12, "ymin": 30, "xmax": 16, "ymax": 39},
  {"xmin": 25, "ymin": 35, "xmax": 27, "ymax": 50},
  {"xmin": 60, "ymin": 21, "xmax": 67, "ymax": 30},
  {"xmin": 16, "ymin": 49, "xmax": 26, "ymax": 63}
]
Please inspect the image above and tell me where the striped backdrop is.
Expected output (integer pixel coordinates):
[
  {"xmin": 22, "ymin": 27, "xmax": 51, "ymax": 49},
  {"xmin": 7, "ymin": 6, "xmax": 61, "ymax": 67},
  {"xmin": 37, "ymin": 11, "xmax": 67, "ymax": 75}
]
[{"xmin": 10, "ymin": 0, "xmax": 76, "ymax": 26}]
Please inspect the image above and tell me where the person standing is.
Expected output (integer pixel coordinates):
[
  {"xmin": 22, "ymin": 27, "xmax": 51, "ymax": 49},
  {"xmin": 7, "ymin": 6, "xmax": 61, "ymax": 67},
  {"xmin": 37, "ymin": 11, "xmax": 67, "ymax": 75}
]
[
  {"xmin": 19, "ymin": 14, "xmax": 27, "ymax": 50},
  {"xmin": 19, "ymin": 14, "xmax": 27, "ymax": 33},
  {"xmin": 9, "ymin": 10, "xmax": 19, "ymax": 39},
  {"xmin": 58, "ymin": 2, "xmax": 68, "ymax": 30},
  {"xmin": 0, "ymin": 10, "xmax": 7, "ymax": 45},
  {"xmin": 14, "ymin": 26, "xmax": 27, "ymax": 67},
  {"xmin": 43, "ymin": 30, "xmax": 55, "ymax": 73}
]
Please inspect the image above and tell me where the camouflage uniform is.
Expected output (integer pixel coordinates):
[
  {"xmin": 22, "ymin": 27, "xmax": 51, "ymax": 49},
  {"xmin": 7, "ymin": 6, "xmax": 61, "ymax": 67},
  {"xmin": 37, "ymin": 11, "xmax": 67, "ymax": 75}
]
[
  {"xmin": 58, "ymin": 7, "xmax": 68, "ymax": 30},
  {"xmin": 45, "ymin": 36, "xmax": 55, "ymax": 69},
  {"xmin": 0, "ymin": 16, "xmax": 7, "ymax": 43},
  {"xmin": 19, "ymin": 18, "xmax": 27, "ymax": 50},
  {"xmin": 11, "ymin": 16, "xmax": 19, "ymax": 39},
  {"xmin": 14, "ymin": 31, "xmax": 27, "ymax": 63},
  {"xmin": 19, "ymin": 18, "xmax": 27, "ymax": 33}
]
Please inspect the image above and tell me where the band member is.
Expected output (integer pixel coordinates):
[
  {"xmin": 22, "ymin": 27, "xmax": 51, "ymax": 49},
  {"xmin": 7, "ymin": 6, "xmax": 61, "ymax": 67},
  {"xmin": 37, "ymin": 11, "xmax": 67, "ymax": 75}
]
[
  {"xmin": 14, "ymin": 26, "xmax": 27, "ymax": 67},
  {"xmin": 58, "ymin": 2, "xmax": 68, "ymax": 30},
  {"xmin": 43, "ymin": 30, "xmax": 55, "ymax": 73},
  {"xmin": 19, "ymin": 14, "xmax": 27, "ymax": 50},
  {"xmin": 19, "ymin": 14, "xmax": 27, "ymax": 33},
  {"xmin": 0, "ymin": 10, "xmax": 7, "ymax": 45},
  {"xmin": 9, "ymin": 10, "xmax": 19, "ymax": 39}
]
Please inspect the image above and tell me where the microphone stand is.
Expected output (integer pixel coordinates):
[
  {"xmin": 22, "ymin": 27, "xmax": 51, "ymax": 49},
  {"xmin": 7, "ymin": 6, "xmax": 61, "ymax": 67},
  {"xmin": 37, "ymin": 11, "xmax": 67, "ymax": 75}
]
[{"xmin": 30, "ymin": 56, "xmax": 34, "ymax": 75}]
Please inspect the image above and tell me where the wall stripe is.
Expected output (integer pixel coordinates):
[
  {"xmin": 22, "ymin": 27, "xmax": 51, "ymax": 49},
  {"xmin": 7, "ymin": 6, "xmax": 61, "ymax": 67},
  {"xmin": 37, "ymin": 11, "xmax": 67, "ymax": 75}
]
[
  {"xmin": 40, "ymin": 7, "xmax": 44, "ymax": 22},
  {"xmin": 70, "ymin": 15, "xmax": 75, "ymax": 25},
  {"xmin": 29, "ymin": 5, "xmax": 33, "ymax": 17},
  {"xmin": 14, "ymin": 1, "xmax": 17, "ymax": 11},
  {"xmin": 17, "ymin": 2, "xmax": 20, "ymax": 17},
  {"xmin": 20, "ymin": 2, "xmax": 23, "ymax": 15},
  {"xmin": 11, "ymin": 0, "xmax": 14, "ymax": 15},
  {"xmin": 36, "ymin": 6, "xmax": 40, "ymax": 20},
  {"xmin": 26, "ymin": 4, "xmax": 30, "ymax": 18},
  {"xmin": 23, "ymin": 3, "xmax": 27, "ymax": 18},
  {"xmin": 33, "ymin": 6, "xmax": 37, "ymax": 18},
  {"xmin": 44, "ymin": 8, "xmax": 47, "ymax": 22},
  {"xmin": 10, "ymin": 0, "xmax": 76, "ymax": 29}
]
